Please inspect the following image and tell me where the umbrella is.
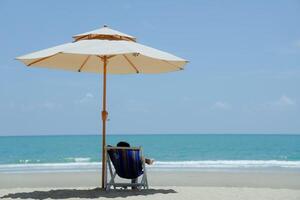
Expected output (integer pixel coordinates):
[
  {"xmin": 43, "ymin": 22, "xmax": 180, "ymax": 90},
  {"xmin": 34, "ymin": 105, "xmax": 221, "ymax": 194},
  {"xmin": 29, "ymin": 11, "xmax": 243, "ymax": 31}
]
[{"xmin": 16, "ymin": 25, "xmax": 188, "ymax": 188}]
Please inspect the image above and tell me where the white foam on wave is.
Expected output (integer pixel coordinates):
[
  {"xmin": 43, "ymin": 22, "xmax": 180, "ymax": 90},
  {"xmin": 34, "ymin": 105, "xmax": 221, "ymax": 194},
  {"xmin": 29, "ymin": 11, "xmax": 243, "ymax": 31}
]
[
  {"xmin": 0, "ymin": 162, "xmax": 100, "ymax": 173},
  {"xmin": 19, "ymin": 159, "xmax": 41, "ymax": 164},
  {"xmin": 1, "ymin": 160, "xmax": 300, "ymax": 173},
  {"xmin": 151, "ymin": 160, "xmax": 300, "ymax": 169},
  {"xmin": 64, "ymin": 157, "xmax": 91, "ymax": 163}
]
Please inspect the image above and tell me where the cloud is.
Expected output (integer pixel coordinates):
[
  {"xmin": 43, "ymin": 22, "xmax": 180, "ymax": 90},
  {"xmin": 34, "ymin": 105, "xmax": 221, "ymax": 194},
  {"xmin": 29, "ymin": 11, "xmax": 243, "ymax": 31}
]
[
  {"xmin": 86, "ymin": 93, "xmax": 94, "ymax": 98},
  {"xmin": 75, "ymin": 93, "xmax": 95, "ymax": 104},
  {"xmin": 270, "ymin": 95, "xmax": 296, "ymax": 107},
  {"xmin": 212, "ymin": 101, "xmax": 231, "ymax": 110},
  {"xmin": 242, "ymin": 95, "xmax": 297, "ymax": 113}
]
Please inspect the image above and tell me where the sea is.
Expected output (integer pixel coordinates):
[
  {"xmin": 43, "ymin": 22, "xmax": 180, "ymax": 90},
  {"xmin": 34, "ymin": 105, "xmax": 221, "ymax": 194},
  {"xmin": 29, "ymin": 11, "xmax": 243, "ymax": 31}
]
[{"xmin": 0, "ymin": 134, "xmax": 300, "ymax": 173}]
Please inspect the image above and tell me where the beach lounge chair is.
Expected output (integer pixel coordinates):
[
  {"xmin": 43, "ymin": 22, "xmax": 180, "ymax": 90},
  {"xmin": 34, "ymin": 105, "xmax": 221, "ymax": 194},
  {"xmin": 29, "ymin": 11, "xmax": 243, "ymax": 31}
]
[{"xmin": 105, "ymin": 146, "xmax": 149, "ymax": 190}]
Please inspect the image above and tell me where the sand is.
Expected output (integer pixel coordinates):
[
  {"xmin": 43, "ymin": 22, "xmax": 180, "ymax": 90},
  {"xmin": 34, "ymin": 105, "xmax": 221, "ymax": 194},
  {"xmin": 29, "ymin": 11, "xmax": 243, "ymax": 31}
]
[{"xmin": 0, "ymin": 170, "xmax": 300, "ymax": 199}]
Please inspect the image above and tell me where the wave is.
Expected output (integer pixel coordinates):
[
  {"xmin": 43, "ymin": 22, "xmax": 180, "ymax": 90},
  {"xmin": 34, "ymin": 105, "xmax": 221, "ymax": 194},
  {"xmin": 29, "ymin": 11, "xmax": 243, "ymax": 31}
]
[
  {"xmin": 19, "ymin": 159, "xmax": 41, "ymax": 164},
  {"xmin": 64, "ymin": 157, "xmax": 91, "ymax": 163},
  {"xmin": 1, "ymin": 160, "xmax": 300, "ymax": 173},
  {"xmin": 153, "ymin": 160, "xmax": 300, "ymax": 169},
  {"xmin": 0, "ymin": 162, "xmax": 100, "ymax": 173}
]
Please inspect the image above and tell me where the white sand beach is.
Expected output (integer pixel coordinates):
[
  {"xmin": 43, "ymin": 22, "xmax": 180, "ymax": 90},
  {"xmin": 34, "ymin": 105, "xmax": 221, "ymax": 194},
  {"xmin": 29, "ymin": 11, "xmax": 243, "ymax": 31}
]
[{"xmin": 1, "ymin": 170, "xmax": 300, "ymax": 200}]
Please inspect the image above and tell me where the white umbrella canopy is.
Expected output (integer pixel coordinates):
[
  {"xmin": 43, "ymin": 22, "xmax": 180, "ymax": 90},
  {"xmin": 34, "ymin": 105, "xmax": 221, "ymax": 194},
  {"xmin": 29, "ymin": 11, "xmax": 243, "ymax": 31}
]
[
  {"xmin": 16, "ymin": 26, "xmax": 187, "ymax": 74},
  {"xmin": 72, "ymin": 26, "xmax": 137, "ymax": 42},
  {"xmin": 16, "ymin": 25, "xmax": 188, "ymax": 189}
]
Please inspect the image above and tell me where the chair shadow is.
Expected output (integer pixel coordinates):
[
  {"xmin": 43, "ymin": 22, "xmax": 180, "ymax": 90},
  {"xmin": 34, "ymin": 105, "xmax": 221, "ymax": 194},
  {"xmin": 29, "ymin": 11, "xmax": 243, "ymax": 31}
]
[{"xmin": 1, "ymin": 188, "xmax": 177, "ymax": 199}]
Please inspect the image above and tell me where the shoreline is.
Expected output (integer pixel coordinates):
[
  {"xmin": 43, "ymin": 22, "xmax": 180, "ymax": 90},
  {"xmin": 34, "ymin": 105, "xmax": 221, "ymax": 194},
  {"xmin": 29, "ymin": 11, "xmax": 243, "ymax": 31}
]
[
  {"xmin": 1, "ymin": 170, "xmax": 300, "ymax": 189},
  {"xmin": 1, "ymin": 160, "xmax": 300, "ymax": 174}
]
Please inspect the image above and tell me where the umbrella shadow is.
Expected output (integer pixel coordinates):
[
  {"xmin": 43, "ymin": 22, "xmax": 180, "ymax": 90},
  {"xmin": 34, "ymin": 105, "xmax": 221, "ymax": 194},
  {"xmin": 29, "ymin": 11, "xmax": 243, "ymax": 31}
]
[{"xmin": 1, "ymin": 188, "xmax": 177, "ymax": 199}]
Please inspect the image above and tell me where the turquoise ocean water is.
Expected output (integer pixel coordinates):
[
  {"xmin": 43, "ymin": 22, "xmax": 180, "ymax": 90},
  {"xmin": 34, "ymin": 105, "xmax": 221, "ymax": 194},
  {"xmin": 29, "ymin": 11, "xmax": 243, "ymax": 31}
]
[{"xmin": 0, "ymin": 134, "xmax": 300, "ymax": 172}]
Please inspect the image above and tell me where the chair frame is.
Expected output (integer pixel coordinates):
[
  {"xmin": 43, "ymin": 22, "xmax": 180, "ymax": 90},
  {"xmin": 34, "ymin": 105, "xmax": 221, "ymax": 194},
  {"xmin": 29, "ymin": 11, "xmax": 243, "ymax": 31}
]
[{"xmin": 105, "ymin": 146, "xmax": 149, "ymax": 190}]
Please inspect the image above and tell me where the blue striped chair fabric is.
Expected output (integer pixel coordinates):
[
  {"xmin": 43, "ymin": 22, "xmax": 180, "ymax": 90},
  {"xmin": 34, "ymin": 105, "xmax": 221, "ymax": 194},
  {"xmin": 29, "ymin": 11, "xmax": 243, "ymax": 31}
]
[{"xmin": 107, "ymin": 148, "xmax": 144, "ymax": 179}]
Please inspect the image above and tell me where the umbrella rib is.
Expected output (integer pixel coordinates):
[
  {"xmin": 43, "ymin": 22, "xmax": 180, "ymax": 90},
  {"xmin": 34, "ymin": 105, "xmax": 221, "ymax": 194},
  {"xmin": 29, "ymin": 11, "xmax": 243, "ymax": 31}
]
[
  {"xmin": 27, "ymin": 53, "xmax": 61, "ymax": 66},
  {"xmin": 96, "ymin": 55, "xmax": 116, "ymax": 61},
  {"xmin": 78, "ymin": 55, "xmax": 90, "ymax": 72},
  {"xmin": 123, "ymin": 55, "xmax": 139, "ymax": 73},
  {"xmin": 161, "ymin": 60, "xmax": 184, "ymax": 71},
  {"xmin": 73, "ymin": 35, "xmax": 89, "ymax": 42}
]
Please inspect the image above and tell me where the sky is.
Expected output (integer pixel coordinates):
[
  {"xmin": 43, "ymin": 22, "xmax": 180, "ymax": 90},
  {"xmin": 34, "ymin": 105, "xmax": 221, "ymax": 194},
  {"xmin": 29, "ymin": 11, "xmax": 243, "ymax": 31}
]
[{"xmin": 0, "ymin": 0, "xmax": 299, "ymax": 135}]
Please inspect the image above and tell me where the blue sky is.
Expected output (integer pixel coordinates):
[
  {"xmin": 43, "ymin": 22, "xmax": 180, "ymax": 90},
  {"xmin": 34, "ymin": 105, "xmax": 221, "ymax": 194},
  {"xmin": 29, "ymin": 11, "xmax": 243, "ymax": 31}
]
[{"xmin": 0, "ymin": 0, "xmax": 299, "ymax": 135}]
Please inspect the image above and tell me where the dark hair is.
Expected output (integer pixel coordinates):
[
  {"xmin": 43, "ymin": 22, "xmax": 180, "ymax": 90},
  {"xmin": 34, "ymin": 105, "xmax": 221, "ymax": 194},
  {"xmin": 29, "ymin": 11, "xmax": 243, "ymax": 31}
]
[{"xmin": 117, "ymin": 141, "xmax": 130, "ymax": 147}]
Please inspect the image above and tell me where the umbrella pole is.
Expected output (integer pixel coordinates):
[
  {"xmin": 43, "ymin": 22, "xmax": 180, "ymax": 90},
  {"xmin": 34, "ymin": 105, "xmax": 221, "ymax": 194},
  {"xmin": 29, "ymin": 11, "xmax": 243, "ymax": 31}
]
[{"xmin": 101, "ymin": 56, "xmax": 108, "ymax": 189}]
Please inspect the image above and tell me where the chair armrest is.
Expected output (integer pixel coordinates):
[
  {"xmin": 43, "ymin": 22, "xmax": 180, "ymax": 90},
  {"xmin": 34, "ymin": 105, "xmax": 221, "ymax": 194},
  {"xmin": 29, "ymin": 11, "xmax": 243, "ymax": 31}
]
[{"xmin": 106, "ymin": 146, "xmax": 141, "ymax": 150}]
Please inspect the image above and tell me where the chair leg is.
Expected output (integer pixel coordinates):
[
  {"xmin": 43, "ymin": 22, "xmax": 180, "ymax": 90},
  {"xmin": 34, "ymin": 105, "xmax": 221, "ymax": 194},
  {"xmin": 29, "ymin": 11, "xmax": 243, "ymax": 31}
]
[
  {"xmin": 145, "ymin": 175, "xmax": 149, "ymax": 189},
  {"xmin": 131, "ymin": 178, "xmax": 138, "ymax": 190},
  {"xmin": 111, "ymin": 172, "xmax": 117, "ymax": 189},
  {"xmin": 106, "ymin": 152, "xmax": 117, "ymax": 190},
  {"xmin": 142, "ymin": 174, "xmax": 148, "ymax": 189},
  {"xmin": 143, "ymin": 163, "xmax": 149, "ymax": 188},
  {"xmin": 140, "ymin": 148, "xmax": 149, "ymax": 189}
]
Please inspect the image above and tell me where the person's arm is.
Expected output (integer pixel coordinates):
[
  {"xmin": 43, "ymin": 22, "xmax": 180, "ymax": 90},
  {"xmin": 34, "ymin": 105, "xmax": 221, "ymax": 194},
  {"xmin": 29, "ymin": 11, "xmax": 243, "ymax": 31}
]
[{"xmin": 145, "ymin": 158, "xmax": 154, "ymax": 165}]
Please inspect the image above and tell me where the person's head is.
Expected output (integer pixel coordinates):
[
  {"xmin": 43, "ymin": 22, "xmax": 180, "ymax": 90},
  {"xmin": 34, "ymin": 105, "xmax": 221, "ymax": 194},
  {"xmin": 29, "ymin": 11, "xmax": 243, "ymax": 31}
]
[{"xmin": 117, "ymin": 141, "xmax": 130, "ymax": 147}]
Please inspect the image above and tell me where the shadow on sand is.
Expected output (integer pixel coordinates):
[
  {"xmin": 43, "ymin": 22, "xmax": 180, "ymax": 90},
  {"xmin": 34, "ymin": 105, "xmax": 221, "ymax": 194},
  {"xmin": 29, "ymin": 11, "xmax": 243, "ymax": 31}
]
[{"xmin": 1, "ymin": 188, "xmax": 177, "ymax": 199}]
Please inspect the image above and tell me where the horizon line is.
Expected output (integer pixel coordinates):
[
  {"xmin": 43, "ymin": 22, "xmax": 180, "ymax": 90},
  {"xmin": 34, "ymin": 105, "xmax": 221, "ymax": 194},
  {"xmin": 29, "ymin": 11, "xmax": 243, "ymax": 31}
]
[{"xmin": 1, "ymin": 132, "xmax": 300, "ymax": 137}]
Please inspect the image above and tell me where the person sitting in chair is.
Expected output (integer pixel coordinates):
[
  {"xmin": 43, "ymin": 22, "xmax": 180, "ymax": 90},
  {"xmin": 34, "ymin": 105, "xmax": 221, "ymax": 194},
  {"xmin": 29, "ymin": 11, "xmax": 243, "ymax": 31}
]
[
  {"xmin": 116, "ymin": 141, "xmax": 154, "ymax": 165},
  {"xmin": 116, "ymin": 141, "xmax": 154, "ymax": 189}
]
